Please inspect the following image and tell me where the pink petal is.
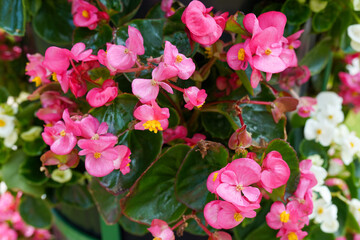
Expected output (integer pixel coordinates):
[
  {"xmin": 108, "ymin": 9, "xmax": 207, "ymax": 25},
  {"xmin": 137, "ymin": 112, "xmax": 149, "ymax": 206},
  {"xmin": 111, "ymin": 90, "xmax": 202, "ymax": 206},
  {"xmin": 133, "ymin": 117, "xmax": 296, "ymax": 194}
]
[
  {"xmin": 107, "ymin": 45, "xmax": 136, "ymax": 70},
  {"xmin": 158, "ymin": 82, "xmax": 173, "ymax": 94},
  {"xmin": 242, "ymin": 186, "xmax": 260, "ymax": 202},
  {"xmin": 132, "ymin": 78, "xmax": 159, "ymax": 103},
  {"xmin": 85, "ymin": 154, "xmax": 115, "ymax": 177},
  {"xmin": 126, "ymin": 26, "xmax": 145, "ymax": 55}
]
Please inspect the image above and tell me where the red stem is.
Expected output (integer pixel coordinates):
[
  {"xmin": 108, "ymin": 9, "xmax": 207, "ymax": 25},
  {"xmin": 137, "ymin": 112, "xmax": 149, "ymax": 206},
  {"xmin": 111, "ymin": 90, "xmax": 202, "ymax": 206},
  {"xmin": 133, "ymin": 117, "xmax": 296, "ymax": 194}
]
[
  {"xmin": 166, "ymin": 82, "xmax": 184, "ymax": 93},
  {"xmin": 70, "ymin": 59, "xmax": 81, "ymax": 75},
  {"xmin": 171, "ymin": 219, "xmax": 185, "ymax": 230},
  {"xmin": 195, "ymin": 219, "xmax": 213, "ymax": 237}
]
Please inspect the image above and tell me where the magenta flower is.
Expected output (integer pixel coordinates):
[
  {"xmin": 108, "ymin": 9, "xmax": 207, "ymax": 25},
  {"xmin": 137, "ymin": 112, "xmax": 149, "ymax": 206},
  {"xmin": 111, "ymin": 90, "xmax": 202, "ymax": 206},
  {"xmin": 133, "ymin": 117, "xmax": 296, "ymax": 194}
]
[
  {"xmin": 183, "ymin": 86, "xmax": 207, "ymax": 110},
  {"xmin": 86, "ymin": 79, "xmax": 118, "ymax": 108},
  {"xmin": 277, "ymin": 228, "xmax": 308, "ymax": 240},
  {"xmin": 211, "ymin": 231, "xmax": 232, "ymax": 240},
  {"xmin": 161, "ymin": 0, "xmax": 175, "ymax": 17},
  {"xmin": 72, "ymin": 0, "xmax": 99, "ymax": 30},
  {"xmin": 42, "ymin": 121, "xmax": 77, "ymax": 155},
  {"xmin": 184, "ymin": 133, "xmax": 206, "ymax": 146},
  {"xmin": 207, "ymin": 167, "xmax": 226, "ymax": 194},
  {"xmin": 284, "ymin": 30, "xmax": 304, "ymax": 67},
  {"xmin": 163, "ymin": 125, "xmax": 188, "ymax": 143},
  {"xmin": 113, "ymin": 145, "xmax": 132, "ymax": 175},
  {"xmin": 204, "ymin": 200, "xmax": 256, "ymax": 229},
  {"xmin": 226, "ymin": 41, "xmax": 249, "ymax": 71},
  {"xmin": 164, "ymin": 41, "xmax": 195, "ymax": 79},
  {"xmin": 216, "ymin": 158, "xmax": 261, "ymax": 207},
  {"xmin": 279, "ymin": 65, "xmax": 311, "ymax": 90},
  {"xmin": 106, "ymin": 26, "xmax": 144, "ymax": 71},
  {"xmin": 181, "ymin": 1, "xmax": 228, "ymax": 45},
  {"xmin": 260, "ymin": 151, "xmax": 290, "ymax": 193},
  {"xmin": 25, "ymin": 53, "xmax": 51, "ymax": 87},
  {"xmin": 132, "ymin": 62, "xmax": 176, "ymax": 103},
  {"xmin": 148, "ymin": 219, "xmax": 174, "ymax": 240},
  {"xmin": 32, "ymin": 229, "xmax": 52, "ymax": 240},
  {"xmin": 133, "ymin": 101, "xmax": 170, "ymax": 133},
  {"xmin": 266, "ymin": 201, "xmax": 299, "ymax": 230}
]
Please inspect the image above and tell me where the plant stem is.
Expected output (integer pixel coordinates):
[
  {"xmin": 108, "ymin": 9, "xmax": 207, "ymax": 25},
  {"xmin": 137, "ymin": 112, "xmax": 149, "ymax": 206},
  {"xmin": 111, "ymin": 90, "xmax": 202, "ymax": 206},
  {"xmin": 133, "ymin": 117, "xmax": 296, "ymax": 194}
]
[{"xmin": 166, "ymin": 82, "xmax": 184, "ymax": 93}]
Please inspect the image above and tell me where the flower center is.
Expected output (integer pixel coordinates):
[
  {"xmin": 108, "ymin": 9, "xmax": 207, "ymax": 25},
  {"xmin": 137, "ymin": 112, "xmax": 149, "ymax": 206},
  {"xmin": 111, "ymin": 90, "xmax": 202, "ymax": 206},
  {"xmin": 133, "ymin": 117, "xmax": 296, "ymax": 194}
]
[
  {"xmin": 317, "ymin": 207, "xmax": 324, "ymax": 214},
  {"xmin": 288, "ymin": 232, "xmax": 298, "ymax": 240},
  {"xmin": 238, "ymin": 48, "xmax": 245, "ymax": 61},
  {"xmin": 94, "ymin": 152, "xmax": 101, "ymax": 159},
  {"xmin": 265, "ymin": 48, "xmax": 272, "ymax": 55},
  {"xmin": 233, "ymin": 212, "xmax": 243, "ymax": 222},
  {"xmin": 91, "ymin": 134, "xmax": 100, "ymax": 140},
  {"xmin": 204, "ymin": 47, "xmax": 212, "ymax": 58},
  {"xmin": 60, "ymin": 130, "xmax": 66, "ymax": 137},
  {"xmin": 82, "ymin": 10, "xmax": 90, "ymax": 18},
  {"xmin": 153, "ymin": 238, "xmax": 162, "ymax": 240},
  {"xmin": 236, "ymin": 184, "xmax": 244, "ymax": 191},
  {"xmin": 288, "ymin": 45, "xmax": 294, "ymax": 50},
  {"xmin": 32, "ymin": 76, "xmax": 42, "ymax": 87},
  {"xmin": 143, "ymin": 120, "xmax": 163, "ymax": 133},
  {"xmin": 280, "ymin": 211, "xmax": 290, "ymax": 223},
  {"xmin": 151, "ymin": 79, "xmax": 157, "ymax": 86},
  {"xmin": 176, "ymin": 55, "xmax": 183, "ymax": 63},
  {"xmin": 52, "ymin": 72, "xmax": 58, "ymax": 82},
  {"xmin": 212, "ymin": 172, "xmax": 218, "ymax": 182},
  {"xmin": 328, "ymin": 115, "xmax": 333, "ymax": 120},
  {"xmin": 124, "ymin": 48, "xmax": 129, "ymax": 54},
  {"xmin": 0, "ymin": 119, "xmax": 6, "ymax": 127},
  {"xmin": 351, "ymin": 142, "xmax": 355, "ymax": 148},
  {"xmin": 316, "ymin": 129, "xmax": 322, "ymax": 135}
]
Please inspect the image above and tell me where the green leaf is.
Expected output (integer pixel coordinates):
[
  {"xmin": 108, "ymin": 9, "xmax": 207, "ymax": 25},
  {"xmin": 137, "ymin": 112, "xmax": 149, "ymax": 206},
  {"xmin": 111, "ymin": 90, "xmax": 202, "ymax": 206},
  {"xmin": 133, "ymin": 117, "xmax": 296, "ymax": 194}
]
[
  {"xmin": 145, "ymin": 2, "xmax": 165, "ymax": 19},
  {"xmin": 164, "ymin": 8, "xmax": 185, "ymax": 36},
  {"xmin": 19, "ymin": 155, "xmax": 48, "ymax": 185},
  {"xmin": 56, "ymin": 184, "xmax": 94, "ymax": 209},
  {"xmin": 237, "ymin": 70, "xmax": 254, "ymax": 96},
  {"xmin": 225, "ymin": 11, "xmax": 247, "ymax": 35},
  {"xmin": 118, "ymin": 215, "xmax": 148, "ymax": 236},
  {"xmin": 88, "ymin": 179, "xmax": 125, "ymax": 225},
  {"xmin": 164, "ymin": 32, "xmax": 192, "ymax": 57},
  {"xmin": 0, "ymin": 87, "xmax": 9, "ymax": 103},
  {"xmin": 19, "ymin": 195, "xmax": 52, "ymax": 229},
  {"xmin": 243, "ymin": 223, "xmax": 277, "ymax": 240},
  {"xmin": 24, "ymin": 0, "xmax": 42, "ymax": 16},
  {"xmin": 74, "ymin": 24, "xmax": 113, "ymax": 51},
  {"xmin": 281, "ymin": 0, "xmax": 311, "ymax": 25},
  {"xmin": 116, "ymin": 19, "xmax": 165, "ymax": 60},
  {"xmin": 332, "ymin": 196, "xmax": 348, "ymax": 236},
  {"xmin": 123, "ymin": 144, "xmax": 189, "ymax": 224},
  {"xmin": 0, "ymin": 0, "xmax": 25, "ymax": 36},
  {"xmin": 99, "ymin": 130, "xmax": 163, "ymax": 194},
  {"xmin": 201, "ymin": 112, "xmax": 233, "ymax": 139},
  {"xmin": 22, "ymin": 137, "xmax": 47, "ymax": 156},
  {"xmin": 1, "ymin": 150, "xmax": 44, "ymax": 197},
  {"xmin": 300, "ymin": 38, "xmax": 332, "ymax": 76},
  {"xmin": 32, "ymin": 0, "xmax": 75, "ymax": 45},
  {"xmin": 175, "ymin": 142, "xmax": 228, "ymax": 210},
  {"xmin": 346, "ymin": 211, "xmax": 360, "ymax": 234},
  {"xmin": 312, "ymin": 2, "xmax": 341, "ymax": 33},
  {"xmin": 299, "ymin": 140, "xmax": 328, "ymax": 167},
  {"xmin": 99, "ymin": 0, "xmax": 123, "ymax": 12},
  {"xmin": 168, "ymin": 107, "xmax": 180, "ymax": 129},
  {"xmin": 265, "ymin": 139, "xmax": 300, "ymax": 194},
  {"xmin": 111, "ymin": 0, "xmax": 142, "ymax": 26},
  {"xmin": 306, "ymin": 225, "xmax": 335, "ymax": 240},
  {"xmin": 91, "ymin": 94, "xmax": 138, "ymax": 135}
]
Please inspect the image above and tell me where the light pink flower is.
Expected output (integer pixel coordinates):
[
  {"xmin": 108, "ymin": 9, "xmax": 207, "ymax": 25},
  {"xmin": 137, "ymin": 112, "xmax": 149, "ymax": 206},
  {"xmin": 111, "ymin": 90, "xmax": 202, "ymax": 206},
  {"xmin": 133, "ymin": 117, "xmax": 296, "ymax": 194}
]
[
  {"xmin": 0, "ymin": 223, "xmax": 17, "ymax": 240},
  {"xmin": 148, "ymin": 219, "xmax": 175, "ymax": 240},
  {"xmin": 211, "ymin": 231, "xmax": 232, "ymax": 240},
  {"xmin": 113, "ymin": 145, "xmax": 131, "ymax": 175},
  {"xmin": 207, "ymin": 167, "xmax": 227, "ymax": 194},
  {"xmin": 284, "ymin": 30, "xmax": 304, "ymax": 67},
  {"xmin": 0, "ymin": 192, "xmax": 15, "ymax": 222},
  {"xmin": 133, "ymin": 101, "xmax": 170, "ymax": 133},
  {"xmin": 86, "ymin": 79, "xmax": 118, "ymax": 107},
  {"xmin": 278, "ymin": 65, "xmax": 311, "ymax": 90},
  {"xmin": 216, "ymin": 158, "xmax": 261, "ymax": 207},
  {"xmin": 72, "ymin": 0, "xmax": 99, "ymax": 30},
  {"xmin": 25, "ymin": 53, "xmax": 51, "ymax": 87},
  {"xmin": 42, "ymin": 121, "xmax": 77, "ymax": 155},
  {"xmin": 266, "ymin": 201, "xmax": 299, "ymax": 230},
  {"xmin": 163, "ymin": 125, "xmax": 188, "ymax": 143},
  {"xmin": 183, "ymin": 86, "xmax": 207, "ymax": 110},
  {"xmin": 161, "ymin": 0, "xmax": 175, "ymax": 17},
  {"xmin": 164, "ymin": 41, "xmax": 195, "ymax": 79},
  {"xmin": 260, "ymin": 151, "xmax": 290, "ymax": 193},
  {"xmin": 181, "ymin": 1, "xmax": 228, "ymax": 45},
  {"xmin": 226, "ymin": 41, "xmax": 249, "ymax": 71},
  {"xmin": 294, "ymin": 159, "xmax": 317, "ymax": 200},
  {"xmin": 132, "ymin": 63, "xmax": 176, "ymax": 103},
  {"xmin": 11, "ymin": 212, "xmax": 35, "ymax": 237},
  {"xmin": 32, "ymin": 229, "xmax": 52, "ymax": 240}
]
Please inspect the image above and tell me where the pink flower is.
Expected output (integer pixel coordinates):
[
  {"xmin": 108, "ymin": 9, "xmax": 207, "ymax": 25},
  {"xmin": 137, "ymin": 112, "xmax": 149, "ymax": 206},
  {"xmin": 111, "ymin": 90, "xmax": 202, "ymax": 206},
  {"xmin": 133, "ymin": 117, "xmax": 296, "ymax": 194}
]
[
  {"xmin": 211, "ymin": 231, "xmax": 233, "ymax": 240},
  {"xmin": 0, "ymin": 223, "xmax": 17, "ymax": 240},
  {"xmin": 228, "ymin": 126, "xmax": 252, "ymax": 150},
  {"xmin": 164, "ymin": 41, "xmax": 195, "ymax": 79},
  {"xmin": 148, "ymin": 219, "xmax": 175, "ymax": 240},
  {"xmin": 294, "ymin": 160, "xmax": 317, "ymax": 200},
  {"xmin": 216, "ymin": 158, "xmax": 261, "ymax": 207},
  {"xmin": 216, "ymin": 73, "xmax": 241, "ymax": 95},
  {"xmin": 132, "ymin": 63, "xmax": 176, "ymax": 103},
  {"xmin": 226, "ymin": 41, "xmax": 249, "ymax": 71},
  {"xmin": 42, "ymin": 121, "xmax": 77, "ymax": 155},
  {"xmin": 204, "ymin": 200, "xmax": 256, "ymax": 229},
  {"xmin": 278, "ymin": 65, "xmax": 311, "ymax": 90},
  {"xmin": 266, "ymin": 201, "xmax": 299, "ymax": 230},
  {"xmin": 113, "ymin": 145, "xmax": 131, "ymax": 175},
  {"xmin": 106, "ymin": 26, "xmax": 144, "ymax": 71},
  {"xmin": 276, "ymin": 228, "xmax": 308, "ymax": 240},
  {"xmin": 181, "ymin": 1, "xmax": 228, "ymax": 45},
  {"xmin": 297, "ymin": 97, "xmax": 316, "ymax": 118},
  {"xmin": 40, "ymin": 149, "xmax": 80, "ymax": 170},
  {"xmin": 32, "ymin": 229, "xmax": 52, "ymax": 240},
  {"xmin": 183, "ymin": 86, "xmax": 207, "ymax": 110},
  {"xmin": 11, "ymin": 212, "xmax": 35, "ymax": 237},
  {"xmin": 0, "ymin": 192, "xmax": 15, "ymax": 222},
  {"xmin": 284, "ymin": 30, "xmax": 304, "ymax": 67},
  {"xmin": 86, "ymin": 79, "xmax": 118, "ymax": 107},
  {"xmin": 133, "ymin": 101, "xmax": 170, "ymax": 133},
  {"xmin": 163, "ymin": 125, "xmax": 188, "ymax": 143},
  {"xmin": 260, "ymin": 151, "xmax": 290, "ymax": 193},
  {"xmin": 161, "ymin": 0, "xmax": 175, "ymax": 17},
  {"xmin": 72, "ymin": 0, "xmax": 99, "ymax": 30},
  {"xmin": 184, "ymin": 133, "xmax": 206, "ymax": 146},
  {"xmin": 25, "ymin": 53, "xmax": 51, "ymax": 87},
  {"xmin": 207, "ymin": 167, "xmax": 226, "ymax": 194}
]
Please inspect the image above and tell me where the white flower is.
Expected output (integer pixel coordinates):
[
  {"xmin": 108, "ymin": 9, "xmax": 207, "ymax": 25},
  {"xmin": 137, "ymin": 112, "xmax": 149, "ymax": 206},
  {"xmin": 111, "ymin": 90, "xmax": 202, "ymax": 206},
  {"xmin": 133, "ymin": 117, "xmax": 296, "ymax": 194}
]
[
  {"xmin": 311, "ymin": 198, "xmax": 339, "ymax": 233},
  {"xmin": 333, "ymin": 124, "xmax": 350, "ymax": 145},
  {"xmin": 314, "ymin": 186, "xmax": 332, "ymax": 204},
  {"xmin": 316, "ymin": 105, "xmax": 344, "ymax": 126},
  {"xmin": 51, "ymin": 169, "xmax": 72, "ymax": 183},
  {"xmin": 341, "ymin": 133, "xmax": 360, "ymax": 165},
  {"xmin": 328, "ymin": 158, "xmax": 345, "ymax": 176},
  {"xmin": 4, "ymin": 131, "xmax": 17, "ymax": 148},
  {"xmin": 354, "ymin": 0, "xmax": 360, "ymax": 11},
  {"xmin": 321, "ymin": 217, "xmax": 339, "ymax": 233},
  {"xmin": 348, "ymin": 24, "xmax": 360, "ymax": 52},
  {"xmin": 316, "ymin": 91, "xmax": 343, "ymax": 111},
  {"xmin": 346, "ymin": 57, "xmax": 360, "ymax": 75},
  {"xmin": 308, "ymin": 154, "xmax": 324, "ymax": 167},
  {"xmin": 0, "ymin": 114, "xmax": 15, "ymax": 138},
  {"xmin": 349, "ymin": 198, "xmax": 360, "ymax": 222},
  {"xmin": 0, "ymin": 182, "xmax": 7, "ymax": 195},
  {"xmin": 16, "ymin": 92, "xmax": 30, "ymax": 104},
  {"xmin": 304, "ymin": 119, "xmax": 334, "ymax": 146},
  {"xmin": 311, "ymin": 165, "xmax": 327, "ymax": 188}
]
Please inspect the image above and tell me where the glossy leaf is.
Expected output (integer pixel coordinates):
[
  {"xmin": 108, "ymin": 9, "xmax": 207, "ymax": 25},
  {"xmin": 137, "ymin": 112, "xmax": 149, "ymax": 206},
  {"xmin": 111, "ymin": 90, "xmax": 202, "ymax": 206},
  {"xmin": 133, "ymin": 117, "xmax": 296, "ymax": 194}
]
[
  {"xmin": 312, "ymin": 2, "xmax": 341, "ymax": 33},
  {"xmin": 56, "ymin": 184, "xmax": 94, "ymax": 209},
  {"xmin": 99, "ymin": 0, "xmax": 123, "ymax": 12},
  {"xmin": 281, "ymin": 0, "xmax": 311, "ymax": 25},
  {"xmin": 243, "ymin": 223, "xmax": 277, "ymax": 240},
  {"xmin": 145, "ymin": 2, "xmax": 165, "ymax": 19},
  {"xmin": 32, "ymin": 0, "xmax": 74, "ymax": 44},
  {"xmin": 118, "ymin": 215, "xmax": 148, "ymax": 236},
  {"xmin": 164, "ymin": 8, "xmax": 185, "ymax": 36},
  {"xmin": 19, "ymin": 195, "xmax": 52, "ymax": 229},
  {"xmin": 164, "ymin": 32, "xmax": 192, "ymax": 57},
  {"xmin": 19, "ymin": 155, "xmax": 48, "ymax": 185},
  {"xmin": 201, "ymin": 112, "xmax": 233, "ymax": 139},
  {"xmin": 74, "ymin": 24, "xmax": 113, "ymax": 51},
  {"xmin": 237, "ymin": 70, "xmax": 254, "ymax": 96},
  {"xmin": 91, "ymin": 94, "xmax": 138, "ymax": 135},
  {"xmin": 300, "ymin": 38, "xmax": 332, "ymax": 75},
  {"xmin": 99, "ymin": 130, "xmax": 163, "ymax": 194},
  {"xmin": 111, "ymin": 0, "xmax": 142, "ymax": 26},
  {"xmin": 265, "ymin": 139, "xmax": 300, "ymax": 194},
  {"xmin": 175, "ymin": 142, "xmax": 228, "ymax": 210},
  {"xmin": 299, "ymin": 139, "xmax": 329, "ymax": 168},
  {"xmin": 0, "ymin": 0, "xmax": 25, "ymax": 36}
]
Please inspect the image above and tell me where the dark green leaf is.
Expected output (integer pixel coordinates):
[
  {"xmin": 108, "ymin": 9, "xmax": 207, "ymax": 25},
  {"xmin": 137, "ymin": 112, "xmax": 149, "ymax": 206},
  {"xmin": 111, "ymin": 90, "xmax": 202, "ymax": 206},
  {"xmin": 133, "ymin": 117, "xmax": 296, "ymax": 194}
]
[
  {"xmin": 19, "ymin": 195, "xmax": 52, "ymax": 229},
  {"xmin": 201, "ymin": 112, "xmax": 233, "ymax": 139},
  {"xmin": 99, "ymin": 0, "xmax": 123, "ymax": 12},
  {"xmin": 281, "ymin": 0, "xmax": 311, "ymax": 25},
  {"xmin": 243, "ymin": 223, "xmax": 277, "ymax": 240},
  {"xmin": 164, "ymin": 7, "xmax": 185, "ymax": 35},
  {"xmin": 118, "ymin": 215, "xmax": 148, "ymax": 236},
  {"xmin": 312, "ymin": 2, "xmax": 341, "ymax": 33},
  {"xmin": 111, "ymin": 0, "xmax": 142, "ymax": 26},
  {"xmin": 305, "ymin": 225, "xmax": 335, "ymax": 240},
  {"xmin": 56, "ymin": 184, "xmax": 94, "ymax": 209},
  {"xmin": 299, "ymin": 140, "xmax": 328, "ymax": 167},
  {"xmin": 22, "ymin": 137, "xmax": 47, "ymax": 156},
  {"xmin": 0, "ymin": 87, "xmax": 9, "ymax": 103},
  {"xmin": 24, "ymin": 0, "xmax": 42, "ymax": 16},
  {"xmin": 265, "ymin": 139, "xmax": 300, "ymax": 194},
  {"xmin": 32, "ymin": 0, "xmax": 75, "ymax": 44},
  {"xmin": 91, "ymin": 94, "xmax": 138, "ymax": 135},
  {"xmin": 237, "ymin": 70, "xmax": 253, "ymax": 96},
  {"xmin": 175, "ymin": 142, "xmax": 228, "ymax": 210},
  {"xmin": 346, "ymin": 211, "xmax": 360, "ymax": 234},
  {"xmin": 19, "ymin": 155, "xmax": 48, "ymax": 185},
  {"xmin": 74, "ymin": 24, "xmax": 113, "ymax": 51},
  {"xmin": 332, "ymin": 196, "xmax": 348, "ymax": 236},
  {"xmin": 0, "ymin": 0, "xmax": 25, "ymax": 36},
  {"xmin": 168, "ymin": 107, "xmax": 180, "ymax": 128},
  {"xmin": 145, "ymin": 2, "xmax": 165, "ymax": 19},
  {"xmin": 164, "ymin": 32, "xmax": 192, "ymax": 57},
  {"xmin": 99, "ymin": 130, "xmax": 163, "ymax": 194}
]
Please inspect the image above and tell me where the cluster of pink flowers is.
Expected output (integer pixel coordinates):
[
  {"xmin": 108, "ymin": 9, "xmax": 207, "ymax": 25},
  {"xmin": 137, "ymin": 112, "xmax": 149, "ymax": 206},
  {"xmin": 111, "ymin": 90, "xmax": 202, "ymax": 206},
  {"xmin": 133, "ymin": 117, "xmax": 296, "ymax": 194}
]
[
  {"xmin": 339, "ymin": 71, "xmax": 360, "ymax": 112},
  {"xmin": 216, "ymin": 73, "xmax": 241, "ymax": 96},
  {"xmin": 204, "ymin": 152, "xmax": 290, "ymax": 229},
  {"xmin": 0, "ymin": 192, "xmax": 51, "ymax": 240},
  {"xmin": 71, "ymin": 0, "xmax": 109, "ymax": 30},
  {"xmin": 163, "ymin": 125, "xmax": 206, "ymax": 146},
  {"xmin": 266, "ymin": 159, "xmax": 317, "ymax": 240},
  {"xmin": 226, "ymin": 11, "xmax": 303, "ymax": 88},
  {"xmin": 0, "ymin": 30, "xmax": 22, "ymax": 61},
  {"xmin": 41, "ymin": 109, "xmax": 131, "ymax": 177},
  {"xmin": 278, "ymin": 65, "xmax": 310, "ymax": 91}
]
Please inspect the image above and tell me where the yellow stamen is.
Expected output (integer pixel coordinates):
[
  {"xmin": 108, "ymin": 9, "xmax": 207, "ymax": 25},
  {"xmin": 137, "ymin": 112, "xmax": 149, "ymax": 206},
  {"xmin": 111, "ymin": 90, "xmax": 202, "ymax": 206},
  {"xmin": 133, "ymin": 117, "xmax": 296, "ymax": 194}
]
[
  {"xmin": 212, "ymin": 172, "xmax": 218, "ymax": 182},
  {"xmin": 151, "ymin": 79, "xmax": 157, "ymax": 86},
  {"xmin": 351, "ymin": 142, "xmax": 355, "ymax": 148},
  {"xmin": 94, "ymin": 152, "xmax": 101, "ymax": 159},
  {"xmin": 153, "ymin": 237, "xmax": 162, "ymax": 240},
  {"xmin": 317, "ymin": 207, "xmax": 323, "ymax": 214},
  {"xmin": 288, "ymin": 232, "xmax": 298, "ymax": 240},
  {"xmin": 328, "ymin": 115, "xmax": 333, "ymax": 120},
  {"xmin": 280, "ymin": 211, "xmax": 290, "ymax": 223},
  {"xmin": 82, "ymin": 10, "xmax": 90, "ymax": 18},
  {"xmin": 265, "ymin": 48, "xmax": 272, "ymax": 55},
  {"xmin": 204, "ymin": 47, "xmax": 213, "ymax": 58},
  {"xmin": 170, "ymin": 7, "xmax": 175, "ymax": 12},
  {"xmin": 126, "ymin": 163, "xmax": 130, "ymax": 167},
  {"xmin": 0, "ymin": 119, "xmax": 5, "ymax": 127},
  {"xmin": 32, "ymin": 76, "xmax": 42, "ymax": 87},
  {"xmin": 236, "ymin": 184, "xmax": 244, "ymax": 191},
  {"xmin": 60, "ymin": 130, "xmax": 66, "ymax": 137},
  {"xmin": 288, "ymin": 45, "xmax": 294, "ymax": 50},
  {"xmin": 52, "ymin": 72, "xmax": 58, "ymax": 82},
  {"xmin": 91, "ymin": 134, "xmax": 100, "ymax": 140},
  {"xmin": 176, "ymin": 55, "xmax": 183, "ymax": 63},
  {"xmin": 234, "ymin": 213, "xmax": 243, "ymax": 222},
  {"xmin": 238, "ymin": 48, "xmax": 245, "ymax": 61},
  {"xmin": 196, "ymin": 103, "xmax": 203, "ymax": 109},
  {"xmin": 316, "ymin": 129, "xmax": 322, "ymax": 135},
  {"xmin": 143, "ymin": 120, "xmax": 163, "ymax": 133},
  {"xmin": 124, "ymin": 48, "xmax": 129, "ymax": 54}
]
